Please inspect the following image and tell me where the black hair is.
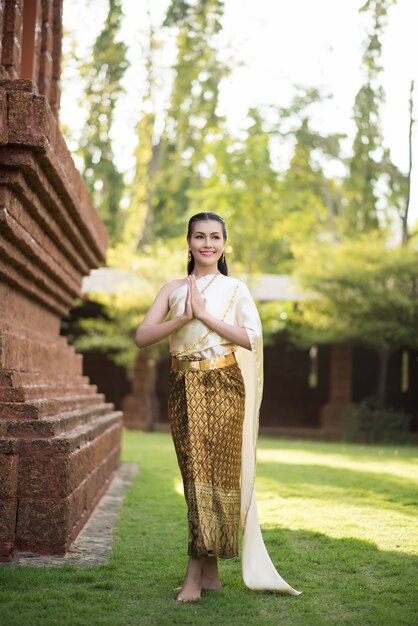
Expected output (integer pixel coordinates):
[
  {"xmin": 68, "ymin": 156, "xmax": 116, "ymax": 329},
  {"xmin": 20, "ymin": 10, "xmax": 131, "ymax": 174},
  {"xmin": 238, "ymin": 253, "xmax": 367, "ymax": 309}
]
[{"xmin": 186, "ymin": 212, "xmax": 228, "ymax": 276}]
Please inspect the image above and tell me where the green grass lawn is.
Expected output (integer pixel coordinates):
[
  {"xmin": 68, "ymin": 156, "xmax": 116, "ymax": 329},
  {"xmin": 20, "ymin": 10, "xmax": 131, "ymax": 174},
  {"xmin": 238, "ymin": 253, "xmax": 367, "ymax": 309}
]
[{"xmin": 0, "ymin": 431, "xmax": 417, "ymax": 626}]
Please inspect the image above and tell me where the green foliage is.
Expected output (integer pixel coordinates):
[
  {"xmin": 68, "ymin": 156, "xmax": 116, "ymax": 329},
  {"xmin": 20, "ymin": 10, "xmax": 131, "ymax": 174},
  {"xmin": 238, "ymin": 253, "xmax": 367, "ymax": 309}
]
[
  {"xmin": 267, "ymin": 88, "xmax": 347, "ymax": 251},
  {"xmin": 119, "ymin": 110, "xmax": 155, "ymax": 248},
  {"xmin": 343, "ymin": 396, "xmax": 411, "ymax": 444},
  {"xmin": 288, "ymin": 237, "xmax": 418, "ymax": 353},
  {"xmin": 344, "ymin": 0, "xmax": 399, "ymax": 236},
  {"xmin": 120, "ymin": 13, "xmax": 162, "ymax": 249},
  {"xmin": 258, "ymin": 301, "xmax": 294, "ymax": 345},
  {"xmin": 73, "ymin": 294, "xmax": 152, "ymax": 370},
  {"xmin": 280, "ymin": 117, "xmax": 343, "ymax": 247},
  {"xmin": 78, "ymin": 0, "xmax": 129, "ymax": 242},
  {"xmin": 188, "ymin": 109, "xmax": 289, "ymax": 272},
  {"xmin": 139, "ymin": 0, "xmax": 229, "ymax": 242},
  {"xmin": 70, "ymin": 240, "xmax": 186, "ymax": 369}
]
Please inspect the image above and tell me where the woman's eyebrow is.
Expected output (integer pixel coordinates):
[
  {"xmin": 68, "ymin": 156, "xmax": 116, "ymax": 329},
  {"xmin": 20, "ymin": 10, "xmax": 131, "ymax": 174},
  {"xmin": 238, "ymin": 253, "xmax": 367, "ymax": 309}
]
[{"xmin": 194, "ymin": 231, "xmax": 221, "ymax": 235}]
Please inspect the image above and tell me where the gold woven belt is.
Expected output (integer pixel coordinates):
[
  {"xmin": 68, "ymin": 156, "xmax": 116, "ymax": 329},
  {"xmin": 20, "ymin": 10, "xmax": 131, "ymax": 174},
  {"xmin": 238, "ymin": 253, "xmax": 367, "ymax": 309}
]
[{"xmin": 171, "ymin": 351, "xmax": 236, "ymax": 372}]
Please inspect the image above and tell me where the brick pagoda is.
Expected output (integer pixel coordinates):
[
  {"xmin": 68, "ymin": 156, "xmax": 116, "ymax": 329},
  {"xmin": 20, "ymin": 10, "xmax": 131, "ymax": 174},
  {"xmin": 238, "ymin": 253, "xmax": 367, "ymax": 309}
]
[{"xmin": 0, "ymin": 0, "xmax": 123, "ymax": 561}]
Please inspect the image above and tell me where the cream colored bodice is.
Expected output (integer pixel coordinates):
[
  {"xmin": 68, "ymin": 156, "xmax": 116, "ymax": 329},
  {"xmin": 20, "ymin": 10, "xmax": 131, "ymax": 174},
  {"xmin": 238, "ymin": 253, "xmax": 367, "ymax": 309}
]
[{"xmin": 168, "ymin": 273, "xmax": 240, "ymax": 359}]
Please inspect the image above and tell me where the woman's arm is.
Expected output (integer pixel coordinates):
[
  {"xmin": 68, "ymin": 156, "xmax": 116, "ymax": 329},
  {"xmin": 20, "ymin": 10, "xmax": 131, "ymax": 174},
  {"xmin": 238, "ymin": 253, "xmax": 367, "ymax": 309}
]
[
  {"xmin": 198, "ymin": 312, "xmax": 252, "ymax": 350},
  {"xmin": 188, "ymin": 275, "xmax": 252, "ymax": 351},
  {"xmin": 135, "ymin": 281, "xmax": 191, "ymax": 348}
]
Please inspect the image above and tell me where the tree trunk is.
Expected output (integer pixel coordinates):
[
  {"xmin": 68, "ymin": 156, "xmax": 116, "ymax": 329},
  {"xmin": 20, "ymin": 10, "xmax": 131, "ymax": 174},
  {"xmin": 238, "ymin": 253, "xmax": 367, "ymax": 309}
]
[
  {"xmin": 320, "ymin": 174, "xmax": 341, "ymax": 243},
  {"xmin": 402, "ymin": 80, "xmax": 414, "ymax": 246},
  {"xmin": 376, "ymin": 348, "xmax": 390, "ymax": 408}
]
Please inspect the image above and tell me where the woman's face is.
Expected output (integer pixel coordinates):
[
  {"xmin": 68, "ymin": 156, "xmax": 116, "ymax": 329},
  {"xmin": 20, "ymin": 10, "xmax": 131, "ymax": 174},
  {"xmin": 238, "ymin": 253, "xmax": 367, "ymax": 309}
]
[{"xmin": 188, "ymin": 220, "xmax": 224, "ymax": 267}]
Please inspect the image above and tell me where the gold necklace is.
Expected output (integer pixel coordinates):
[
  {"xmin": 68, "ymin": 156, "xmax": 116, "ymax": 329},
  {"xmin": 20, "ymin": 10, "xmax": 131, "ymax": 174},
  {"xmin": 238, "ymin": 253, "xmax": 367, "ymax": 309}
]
[{"xmin": 172, "ymin": 282, "xmax": 239, "ymax": 357}]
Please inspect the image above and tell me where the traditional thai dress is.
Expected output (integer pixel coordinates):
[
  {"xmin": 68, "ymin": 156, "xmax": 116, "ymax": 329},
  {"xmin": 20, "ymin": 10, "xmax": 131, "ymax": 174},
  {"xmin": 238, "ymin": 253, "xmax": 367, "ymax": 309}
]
[{"xmin": 168, "ymin": 273, "xmax": 302, "ymax": 595}]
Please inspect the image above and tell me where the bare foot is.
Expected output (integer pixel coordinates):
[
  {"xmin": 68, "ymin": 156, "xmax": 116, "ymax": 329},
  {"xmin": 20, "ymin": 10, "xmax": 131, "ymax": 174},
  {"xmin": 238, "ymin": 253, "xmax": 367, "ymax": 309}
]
[
  {"xmin": 201, "ymin": 556, "xmax": 222, "ymax": 591},
  {"xmin": 176, "ymin": 557, "xmax": 202, "ymax": 602}
]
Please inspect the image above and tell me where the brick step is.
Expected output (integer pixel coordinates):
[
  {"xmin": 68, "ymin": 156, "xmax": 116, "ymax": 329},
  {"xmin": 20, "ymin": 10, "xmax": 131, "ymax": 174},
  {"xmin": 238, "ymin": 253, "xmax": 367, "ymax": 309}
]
[
  {"xmin": 0, "ymin": 332, "xmax": 83, "ymax": 376},
  {"xmin": 11, "ymin": 410, "xmax": 123, "ymax": 455},
  {"xmin": 0, "ymin": 370, "xmax": 90, "ymax": 388},
  {"xmin": 5, "ymin": 402, "xmax": 116, "ymax": 438},
  {"xmin": 60, "ymin": 411, "xmax": 123, "ymax": 451},
  {"xmin": 0, "ymin": 382, "xmax": 98, "ymax": 402},
  {"xmin": 0, "ymin": 393, "xmax": 106, "ymax": 420}
]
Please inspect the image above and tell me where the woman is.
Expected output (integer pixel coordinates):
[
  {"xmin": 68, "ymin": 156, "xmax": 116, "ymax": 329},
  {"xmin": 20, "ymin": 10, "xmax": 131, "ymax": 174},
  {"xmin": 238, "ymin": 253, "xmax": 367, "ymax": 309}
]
[{"xmin": 135, "ymin": 212, "xmax": 302, "ymax": 601}]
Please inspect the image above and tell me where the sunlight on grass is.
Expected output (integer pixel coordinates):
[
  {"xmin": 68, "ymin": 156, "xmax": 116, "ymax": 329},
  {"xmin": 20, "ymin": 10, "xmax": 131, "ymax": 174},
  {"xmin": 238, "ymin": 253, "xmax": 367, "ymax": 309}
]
[
  {"xmin": 257, "ymin": 448, "xmax": 418, "ymax": 480},
  {"xmin": 257, "ymin": 488, "xmax": 416, "ymax": 554},
  {"xmin": 255, "ymin": 443, "xmax": 418, "ymax": 556}
]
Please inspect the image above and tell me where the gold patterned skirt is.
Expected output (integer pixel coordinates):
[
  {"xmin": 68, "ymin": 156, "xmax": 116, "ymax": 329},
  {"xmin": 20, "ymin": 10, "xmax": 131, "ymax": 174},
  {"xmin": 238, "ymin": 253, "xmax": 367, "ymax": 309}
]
[{"xmin": 168, "ymin": 356, "xmax": 246, "ymax": 558}]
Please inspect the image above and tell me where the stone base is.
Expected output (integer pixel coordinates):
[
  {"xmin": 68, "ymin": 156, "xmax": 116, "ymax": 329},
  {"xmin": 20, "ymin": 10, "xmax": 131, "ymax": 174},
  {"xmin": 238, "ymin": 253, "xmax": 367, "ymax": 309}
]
[
  {"xmin": 0, "ymin": 463, "xmax": 138, "ymax": 567},
  {"xmin": 0, "ymin": 364, "xmax": 123, "ymax": 561}
]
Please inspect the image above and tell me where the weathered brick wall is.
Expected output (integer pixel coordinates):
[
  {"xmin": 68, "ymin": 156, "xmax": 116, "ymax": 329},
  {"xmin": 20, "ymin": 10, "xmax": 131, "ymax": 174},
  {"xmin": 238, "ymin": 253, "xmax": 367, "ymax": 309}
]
[
  {"xmin": 1, "ymin": 0, "xmax": 61, "ymax": 114},
  {"xmin": 0, "ymin": 3, "xmax": 5, "ymax": 77},
  {"xmin": 2, "ymin": 0, "xmax": 24, "ymax": 80},
  {"xmin": 0, "ymin": 0, "xmax": 123, "ymax": 562},
  {"xmin": 37, "ymin": 0, "xmax": 63, "ymax": 115}
]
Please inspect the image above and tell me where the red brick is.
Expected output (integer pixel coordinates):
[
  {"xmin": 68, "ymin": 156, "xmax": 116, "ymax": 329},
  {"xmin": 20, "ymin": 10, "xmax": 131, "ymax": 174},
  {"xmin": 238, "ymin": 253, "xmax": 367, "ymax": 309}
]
[
  {"xmin": 15, "ymin": 499, "xmax": 68, "ymax": 550},
  {"xmin": 17, "ymin": 454, "xmax": 69, "ymax": 499},
  {"xmin": 0, "ymin": 500, "xmax": 17, "ymax": 543},
  {"xmin": 0, "ymin": 454, "xmax": 18, "ymax": 498}
]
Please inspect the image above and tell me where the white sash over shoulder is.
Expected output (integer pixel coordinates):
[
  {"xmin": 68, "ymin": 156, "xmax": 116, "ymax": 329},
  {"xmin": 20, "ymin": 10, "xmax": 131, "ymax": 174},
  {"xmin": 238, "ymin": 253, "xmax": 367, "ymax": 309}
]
[{"xmin": 169, "ymin": 274, "xmax": 302, "ymax": 595}]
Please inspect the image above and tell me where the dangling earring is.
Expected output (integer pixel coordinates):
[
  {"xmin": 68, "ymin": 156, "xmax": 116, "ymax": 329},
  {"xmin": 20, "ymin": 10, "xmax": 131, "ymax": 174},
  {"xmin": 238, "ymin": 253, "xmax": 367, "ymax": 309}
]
[
  {"xmin": 187, "ymin": 250, "xmax": 192, "ymax": 263},
  {"xmin": 221, "ymin": 252, "xmax": 225, "ymax": 264}
]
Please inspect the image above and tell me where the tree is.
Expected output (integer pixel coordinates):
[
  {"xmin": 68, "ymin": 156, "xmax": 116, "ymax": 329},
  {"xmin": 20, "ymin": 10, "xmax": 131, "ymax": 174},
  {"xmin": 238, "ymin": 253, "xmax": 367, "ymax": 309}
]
[
  {"xmin": 288, "ymin": 237, "xmax": 418, "ymax": 408},
  {"xmin": 261, "ymin": 88, "xmax": 346, "ymax": 253},
  {"xmin": 280, "ymin": 113, "xmax": 344, "ymax": 248},
  {"xmin": 78, "ymin": 0, "xmax": 129, "ymax": 242},
  {"xmin": 403, "ymin": 80, "xmax": 415, "ymax": 245},
  {"xmin": 396, "ymin": 80, "xmax": 415, "ymax": 246},
  {"xmin": 137, "ymin": 0, "xmax": 229, "ymax": 243},
  {"xmin": 187, "ymin": 108, "xmax": 287, "ymax": 273},
  {"xmin": 120, "ymin": 4, "xmax": 162, "ymax": 249},
  {"xmin": 343, "ymin": 0, "xmax": 398, "ymax": 236}
]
